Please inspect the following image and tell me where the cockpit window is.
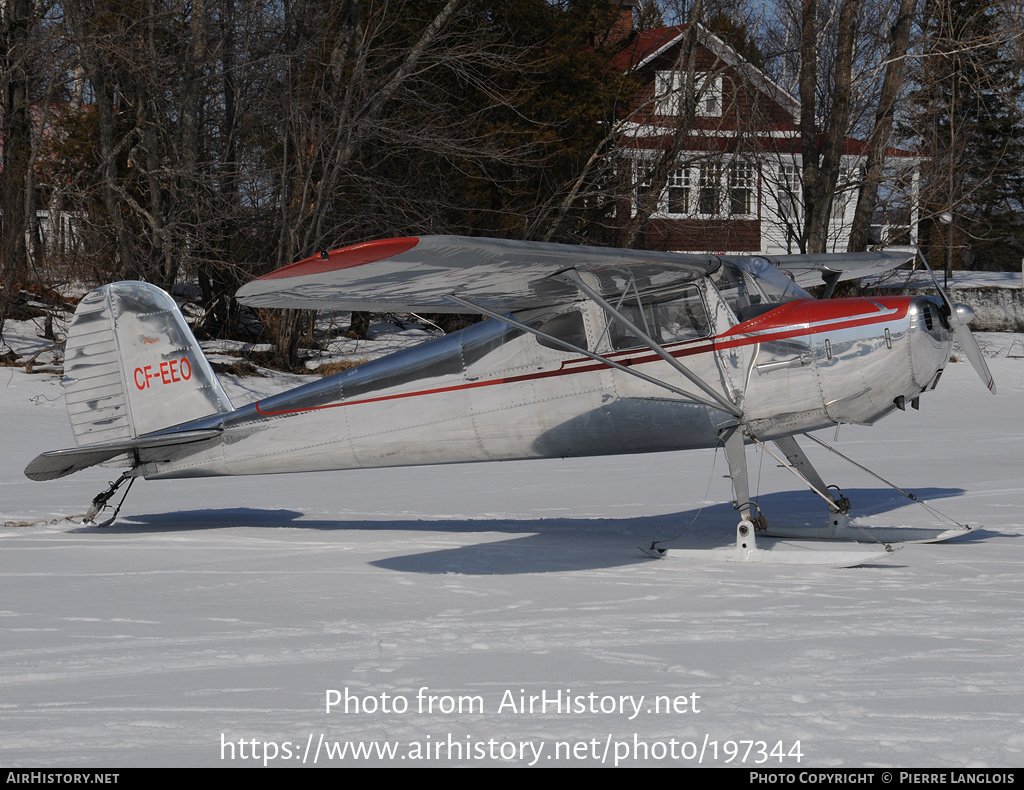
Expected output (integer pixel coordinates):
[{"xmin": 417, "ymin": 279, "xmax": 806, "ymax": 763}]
[
  {"xmin": 609, "ymin": 284, "xmax": 710, "ymax": 350},
  {"xmin": 712, "ymin": 257, "xmax": 811, "ymax": 321}
]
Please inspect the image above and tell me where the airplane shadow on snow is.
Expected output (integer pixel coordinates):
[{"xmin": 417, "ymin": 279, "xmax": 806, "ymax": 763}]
[{"xmin": 77, "ymin": 484, "xmax": 996, "ymax": 576}]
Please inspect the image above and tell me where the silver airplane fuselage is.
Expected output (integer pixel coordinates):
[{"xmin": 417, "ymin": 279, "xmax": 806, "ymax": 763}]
[{"xmin": 139, "ymin": 283, "xmax": 952, "ymax": 481}]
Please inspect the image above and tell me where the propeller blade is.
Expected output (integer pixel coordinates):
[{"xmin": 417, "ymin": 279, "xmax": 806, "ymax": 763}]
[
  {"xmin": 953, "ymin": 320, "xmax": 996, "ymax": 394},
  {"xmin": 913, "ymin": 246, "xmax": 996, "ymax": 394}
]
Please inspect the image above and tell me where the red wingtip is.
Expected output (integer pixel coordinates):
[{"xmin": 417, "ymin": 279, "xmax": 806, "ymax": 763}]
[{"xmin": 258, "ymin": 237, "xmax": 420, "ymax": 280}]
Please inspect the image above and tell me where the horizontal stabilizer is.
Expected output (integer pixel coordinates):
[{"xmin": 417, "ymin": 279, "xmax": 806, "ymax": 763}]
[{"xmin": 25, "ymin": 428, "xmax": 222, "ymax": 482}]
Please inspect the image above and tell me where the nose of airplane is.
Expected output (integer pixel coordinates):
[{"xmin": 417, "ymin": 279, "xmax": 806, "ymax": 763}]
[
  {"xmin": 908, "ymin": 296, "xmax": 953, "ymax": 391},
  {"xmin": 953, "ymin": 303, "xmax": 975, "ymax": 325}
]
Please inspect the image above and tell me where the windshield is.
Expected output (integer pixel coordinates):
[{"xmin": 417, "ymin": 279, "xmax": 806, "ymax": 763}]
[{"xmin": 712, "ymin": 257, "xmax": 811, "ymax": 322}]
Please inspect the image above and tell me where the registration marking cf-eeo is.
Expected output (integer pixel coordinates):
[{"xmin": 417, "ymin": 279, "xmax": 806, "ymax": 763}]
[{"xmin": 134, "ymin": 358, "xmax": 193, "ymax": 390}]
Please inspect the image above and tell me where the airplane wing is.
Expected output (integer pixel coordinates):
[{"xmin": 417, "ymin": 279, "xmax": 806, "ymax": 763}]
[
  {"xmin": 235, "ymin": 236, "xmax": 719, "ymax": 313},
  {"xmin": 751, "ymin": 250, "xmax": 914, "ymax": 290}
]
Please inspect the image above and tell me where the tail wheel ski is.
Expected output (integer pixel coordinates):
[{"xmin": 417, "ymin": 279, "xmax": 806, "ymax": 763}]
[{"xmin": 84, "ymin": 472, "xmax": 137, "ymax": 527}]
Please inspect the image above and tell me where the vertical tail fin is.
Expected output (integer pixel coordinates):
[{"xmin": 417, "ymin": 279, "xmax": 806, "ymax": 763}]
[{"xmin": 64, "ymin": 281, "xmax": 233, "ymax": 446}]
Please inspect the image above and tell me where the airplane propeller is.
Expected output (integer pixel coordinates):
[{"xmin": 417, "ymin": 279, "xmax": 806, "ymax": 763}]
[{"xmin": 914, "ymin": 246, "xmax": 996, "ymax": 394}]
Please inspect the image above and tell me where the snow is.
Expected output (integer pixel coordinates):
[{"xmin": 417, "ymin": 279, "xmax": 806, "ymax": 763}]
[{"xmin": 1, "ymin": 318, "xmax": 1023, "ymax": 768}]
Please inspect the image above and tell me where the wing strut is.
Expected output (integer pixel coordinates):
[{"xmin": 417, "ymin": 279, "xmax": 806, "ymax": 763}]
[
  {"xmin": 446, "ymin": 294, "xmax": 736, "ymax": 414},
  {"xmin": 552, "ymin": 269, "xmax": 743, "ymax": 418}
]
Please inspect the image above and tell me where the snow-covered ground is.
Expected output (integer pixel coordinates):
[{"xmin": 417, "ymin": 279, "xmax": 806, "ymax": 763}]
[{"xmin": 1, "ymin": 317, "xmax": 1022, "ymax": 768}]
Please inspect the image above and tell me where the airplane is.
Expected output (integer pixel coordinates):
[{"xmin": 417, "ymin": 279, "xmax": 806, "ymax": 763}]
[{"xmin": 24, "ymin": 235, "xmax": 995, "ymax": 566}]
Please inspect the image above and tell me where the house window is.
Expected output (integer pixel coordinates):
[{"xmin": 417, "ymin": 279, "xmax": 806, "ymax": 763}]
[
  {"xmin": 729, "ymin": 162, "xmax": 754, "ymax": 216},
  {"xmin": 654, "ymin": 72, "xmax": 723, "ymax": 117},
  {"xmin": 636, "ymin": 165, "xmax": 655, "ymax": 201},
  {"xmin": 778, "ymin": 163, "xmax": 802, "ymax": 223},
  {"xmin": 698, "ymin": 163, "xmax": 722, "ymax": 216},
  {"xmin": 831, "ymin": 169, "xmax": 855, "ymax": 222},
  {"xmin": 634, "ymin": 159, "xmax": 759, "ymax": 219},
  {"xmin": 667, "ymin": 167, "xmax": 691, "ymax": 215},
  {"xmin": 699, "ymin": 75, "xmax": 724, "ymax": 117}
]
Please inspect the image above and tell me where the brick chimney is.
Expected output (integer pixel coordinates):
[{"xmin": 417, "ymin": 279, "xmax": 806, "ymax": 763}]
[{"xmin": 607, "ymin": 0, "xmax": 636, "ymax": 47}]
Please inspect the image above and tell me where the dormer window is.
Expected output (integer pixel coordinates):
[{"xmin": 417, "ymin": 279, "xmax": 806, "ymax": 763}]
[{"xmin": 654, "ymin": 71, "xmax": 723, "ymax": 117}]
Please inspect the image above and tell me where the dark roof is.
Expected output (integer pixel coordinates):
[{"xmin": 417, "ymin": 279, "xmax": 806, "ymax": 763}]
[{"xmin": 611, "ymin": 25, "xmax": 687, "ymax": 71}]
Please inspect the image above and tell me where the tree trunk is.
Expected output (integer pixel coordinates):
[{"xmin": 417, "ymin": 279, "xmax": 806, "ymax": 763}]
[
  {"xmin": 0, "ymin": 0, "xmax": 34, "ymax": 337},
  {"xmin": 847, "ymin": 0, "xmax": 918, "ymax": 252},
  {"xmin": 800, "ymin": 0, "xmax": 862, "ymax": 254}
]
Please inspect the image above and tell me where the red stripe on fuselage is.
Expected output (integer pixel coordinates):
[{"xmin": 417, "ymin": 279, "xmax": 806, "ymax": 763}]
[
  {"xmin": 719, "ymin": 298, "xmax": 894, "ymax": 337},
  {"xmin": 253, "ymin": 297, "xmax": 911, "ymax": 416},
  {"xmin": 254, "ymin": 377, "xmax": 501, "ymax": 416}
]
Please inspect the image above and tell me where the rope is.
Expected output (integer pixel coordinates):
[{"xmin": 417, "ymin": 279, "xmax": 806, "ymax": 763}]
[
  {"xmin": 4, "ymin": 514, "xmax": 88, "ymax": 528},
  {"xmin": 649, "ymin": 442, "xmax": 722, "ymax": 551}
]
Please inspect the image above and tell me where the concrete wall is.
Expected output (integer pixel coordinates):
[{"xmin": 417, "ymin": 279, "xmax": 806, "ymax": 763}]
[{"xmin": 869, "ymin": 286, "xmax": 1024, "ymax": 332}]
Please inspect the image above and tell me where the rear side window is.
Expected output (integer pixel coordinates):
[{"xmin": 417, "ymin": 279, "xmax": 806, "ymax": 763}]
[{"xmin": 535, "ymin": 310, "xmax": 588, "ymax": 351}]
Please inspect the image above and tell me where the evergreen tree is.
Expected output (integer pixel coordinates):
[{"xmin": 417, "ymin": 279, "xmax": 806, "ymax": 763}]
[{"xmin": 909, "ymin": 0, "xmax": 1024, "ymax": 272}]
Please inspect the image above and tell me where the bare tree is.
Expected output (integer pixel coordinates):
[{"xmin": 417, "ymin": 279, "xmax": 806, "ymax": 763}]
[
  {"xmin": 0, "ymin": 0, "xmax": 46, "ymax": 338},
  {"xmin": 622, "ymin": 0, "xmax": 711, "ymax": 248},
  {"xmin": 794, "ymin": 0, "xmax": 862, "ymax": 253},
  {"xmin": 846, "ymin": 0, "xmax": 918, "ymax": 251}
]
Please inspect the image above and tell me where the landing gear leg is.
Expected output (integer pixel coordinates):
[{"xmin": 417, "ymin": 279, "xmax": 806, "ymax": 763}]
[
  {"xmin": 640, "ymin": 428, "xmax": 898, "ymax": 565},
  {"xmin": 715, "ymin": 428, "xmax": 896, "ymax": 563},
  {"xmin": 758, "ymin": 435, "xmax": 965, "ymax": 544},
  {"xmin": 721, "ymin": 426, "xmax": 769, "ymax": 541},
  {"xmin": 773, "ymin": 435, "xmax": 850, "ymax": 514}
]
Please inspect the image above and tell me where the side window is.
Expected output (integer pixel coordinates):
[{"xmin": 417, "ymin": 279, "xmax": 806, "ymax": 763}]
[
  {"xmin": 712, "ymin": 258, "xmax": 811, "ymax": 322},
  {"xmin": 654, "ymin": 286, "xmax": 710, "ymax": 342},
  {"xmin": 535, "ymin": 309, "xmax": 588, "ymax": 352},
  {"xmin": 713, "ymin": 263, "xmax": 764, "ymax": 321},
  {"xmin": 609, "ymin": 285, "xmax": 710, "ymax": 350},
  {"xmin": 609, "ymin": 303, "xmax": 655, "ymax": 350}
]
